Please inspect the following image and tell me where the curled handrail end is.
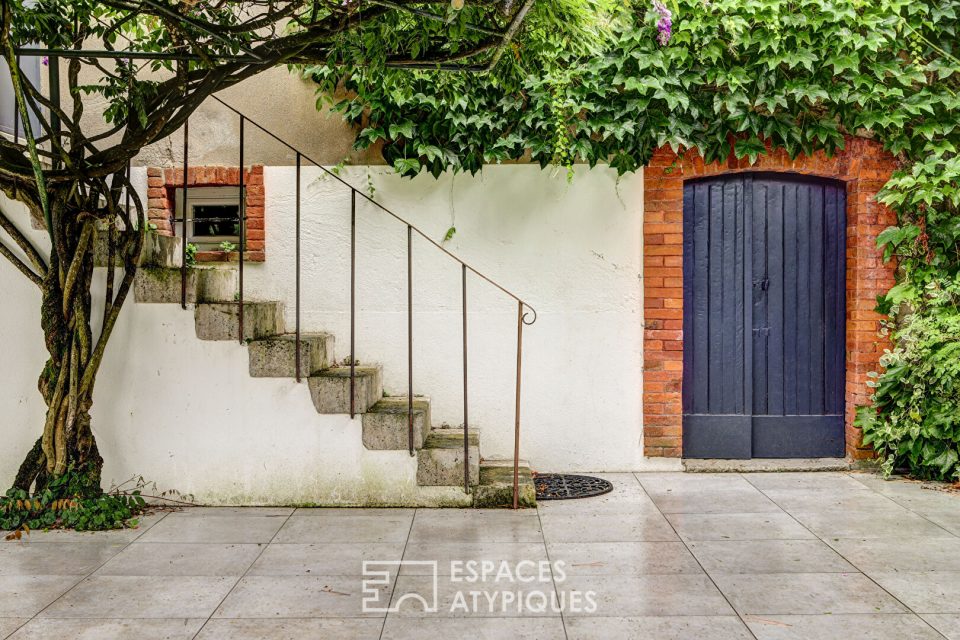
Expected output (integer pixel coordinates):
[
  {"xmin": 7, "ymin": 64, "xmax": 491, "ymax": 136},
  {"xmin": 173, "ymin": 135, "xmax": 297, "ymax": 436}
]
[{"xmin": 520, "ymin": 304, "xmax": 537, "ymax": 326}]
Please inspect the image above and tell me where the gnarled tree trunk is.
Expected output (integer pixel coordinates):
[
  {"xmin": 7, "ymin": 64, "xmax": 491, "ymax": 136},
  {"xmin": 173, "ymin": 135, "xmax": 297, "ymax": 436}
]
[{"xmin": 10, "ymin": 185, "xmax": 143, "ymax": 496}]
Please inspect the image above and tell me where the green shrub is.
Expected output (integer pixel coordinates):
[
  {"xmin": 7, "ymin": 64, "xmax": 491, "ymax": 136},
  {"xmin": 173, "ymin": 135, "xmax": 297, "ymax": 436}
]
[
  {"xmin": 0, "ymin": 466, "xmax": 147, "ymax": 538},
  {"xmin": 858, "ymin": 277, "xmax": 960, "ymax": 481}
]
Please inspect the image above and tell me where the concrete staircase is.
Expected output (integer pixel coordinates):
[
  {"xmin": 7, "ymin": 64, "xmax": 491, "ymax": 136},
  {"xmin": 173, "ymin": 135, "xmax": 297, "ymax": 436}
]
[{"xmin": 130, "ymin": 233, "xmax": 536, "ymax": 508}]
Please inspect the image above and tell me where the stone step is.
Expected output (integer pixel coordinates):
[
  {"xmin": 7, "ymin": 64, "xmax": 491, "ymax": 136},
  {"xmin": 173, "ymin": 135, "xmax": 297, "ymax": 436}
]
[
  {"xmin": 134, "ymin": 267, "xmax": 237, "ymax": 304},
  {"xmin": 473, "ymin": 459, "xmax": 537, "ymax": 508},
  {"xmin": 308, "ymin": 366, "xmax": 382, "ymax": 414},
  {"xmin": 248, "ymin": 333, "xmax": 335, "ymax": 378},
  {"xmin": 361, "ymin": 397, "xmax": 430, "ymax": 451},
  {"xmin": 417, "ymin": 428, "xmax": 480, "ymax": 487},
  {"xmin": 93, "ymin": 230, "xmax": 182, "ymax": 268},
  {"xmin": 141, "ymin": 233, "xmax": 182, "ymax": 268},
  {"xmin": 195, "ymin": 301, "xmax": 284, "ymax": 341}
]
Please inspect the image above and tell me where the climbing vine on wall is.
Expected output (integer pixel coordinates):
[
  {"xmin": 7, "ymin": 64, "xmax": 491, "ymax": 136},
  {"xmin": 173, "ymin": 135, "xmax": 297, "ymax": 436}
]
[{"xmin": 310, "ymin": 0, "xmax": 960, "ymax": 480}]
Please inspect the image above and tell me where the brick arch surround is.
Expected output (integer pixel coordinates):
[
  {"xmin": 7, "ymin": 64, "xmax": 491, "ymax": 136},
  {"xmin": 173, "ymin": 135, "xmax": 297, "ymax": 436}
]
[{"xmin": 642, "ymin": 137, "xmax": 897, "ymax": 460}]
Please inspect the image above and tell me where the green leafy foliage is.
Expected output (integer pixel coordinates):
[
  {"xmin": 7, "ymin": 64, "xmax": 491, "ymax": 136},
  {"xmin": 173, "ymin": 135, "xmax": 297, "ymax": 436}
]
[
  {"xmin": 0, "ymin": 466, "xmax": 147, "ymax": 537},
  {"xmin": 858, "ymin": 278, "xmax": 960, "ymax": 480},
  {"xmin": 185, "ymin": 242, "xmax": 198, "ymax": 267},
  {"xmin": 313, "ymin": 0, "xmax": 960, "ymax": 479}
]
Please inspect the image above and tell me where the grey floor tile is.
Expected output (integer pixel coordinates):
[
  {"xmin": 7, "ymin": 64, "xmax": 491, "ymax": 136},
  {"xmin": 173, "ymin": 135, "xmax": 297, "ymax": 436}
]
[
  {"xmin": 196, "ymin": 618, "xmax": 385, "ymax": 639},
  {"xmin": 382, "ymin": 616, "xmax": 565, "ymax": 639},
  {"xmin": 862, "ymin": 482, "xmax": 960, "ymax": 514},
  {"xmin": 539, "ymin": 512, "xmax": 679, "ymax": 543},
  {"xmin": 921, "ymin": 509, "xmax": 960, "ymax": 537},
  {"xmin": 388, "ymin": 575, "xmax": 558, "ymax": 617},
  {"xmin": 169, "ymin": 507, "xmax": 294, "ymax": 517},
  {"xmin": 547, "ymin": 541, "xmax": 702, "ymax": 575},
  {"xmin": 275, "ymin": 514, "xmax": 412, "ymax": 544},
  {"xmin": 0, "ymin": 576, "xmax": 81, "ymax": 617},
  {"xmin": 762, "ymin": 489, "xmax": 898, "ymax": 513},
  {"xmin": 645, "ymin": 489, "xmax": 783, "ymax": 515},
  {"xmin": 869, "ymin": 571, "xmax": 960, "ymax": 613},
  {"xmin": 39, "ymin": 576, "xmax": 236, "ymax": 619},
  {"xmin": 790, "ymin": 508, "xmax": 954, "ymax": 539},
  {"xmin": 7, "ymin": 618, "xmax": 205, "ymax": 639},
  {"xmin": 666, "ymin": 512, "xmax": 814, "ymax": 541},
  {"xmin": 96, "ymin": 543, "xmax": 262, "ymax": 576},
  {"xmin": 560, "ymin": 574, "xmax": 734, "ymax": 617},
  {"xmin": 922, "ymin": 614, "xmax": 960, "ymax": 640},
  {"xmin": 249, "ymin": 542, "xmax": 405, "ymax": 576},
  {"xmin": 713, "ymin": 572, "xmax": 908, "ymax": 615},
  {"xmin": 402, "ymin": 542, "xmax": 548, "ymax": 575},
  {"xmin": 0, "ymin": 619, "xmax": 26, "ymax": 639},
  {"xmin": 743, "ymin": 472, "xmax": 868, "ymax": 492},
  {"xmin": 827, "ymin": 537, "xmax": 960, "ymax": 573},
  {"xmin": 688, "ymin": 539, "xmax": 854, "ymax": 574},
  {"xmin": 637, "ymin": 473, "xmax": 757, "ymax": 492},
  {"xmin": 565, "ymin": 615, "xmax": 753, "ymax": 640},
  {"xmin": 744, "ymin": 613, "xmax": 944, "ymax": 640},
  {"xmin": 213, "ymin": 575, "xmax": 387, "ymax": 618},
  {"xmin": 408, "ymin": 511, "xmax": 541, "ymax": 544},
  {"xmin": 293, "ymin": 508, "xmax": 415, "ymax": 517},
  {"xmin": 0, "ymin": 542, "xmax": 125, "ymax": 576},
  {"xmin": 136, "ymin": 514, "xmax": 286, "ymax": 544}
]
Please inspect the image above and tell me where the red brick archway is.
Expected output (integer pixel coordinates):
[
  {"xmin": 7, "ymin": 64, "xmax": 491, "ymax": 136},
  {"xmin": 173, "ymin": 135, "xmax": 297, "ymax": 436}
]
[{"xmin": 642, "ymin": 138, "xmax": 897, "ymax": 460}]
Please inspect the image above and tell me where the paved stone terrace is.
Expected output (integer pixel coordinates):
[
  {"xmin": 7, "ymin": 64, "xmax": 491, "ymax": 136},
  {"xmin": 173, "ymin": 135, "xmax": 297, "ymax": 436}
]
[{"xmin": 2, "ymin": 472, "xmax": 960, "ymax": 639}]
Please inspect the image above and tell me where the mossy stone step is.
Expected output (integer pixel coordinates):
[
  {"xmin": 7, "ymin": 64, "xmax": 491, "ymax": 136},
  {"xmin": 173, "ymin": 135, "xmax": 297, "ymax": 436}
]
[
  {"xmin": 472, "ymin": 459, "xmax": 536, "ymax": 508},
  {"xmin": 195, "ymin": 301, "xmax": 283, "ymax": 341},
  {"xmin": 134, "ymin": 267, "xmax": 237, "ymax": 304},
  {"xmin": 308, "ymin": 366, "xmax": 382, "ymax": 414},
  {"xmin": 417, "ymin": 428, "xmax": 480, "ymax": 487},
  {"xmin": 362, "ymin": 397, "xmax": 430, "ymax": 450},
  {"xmin": 249, "ymin": 333, "xmax": 335, "ymax": 378}
]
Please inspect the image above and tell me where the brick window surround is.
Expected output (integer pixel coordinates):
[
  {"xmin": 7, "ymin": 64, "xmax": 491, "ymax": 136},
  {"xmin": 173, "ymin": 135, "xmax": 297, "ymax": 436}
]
[
  {"xmin": 643, "ymin": 138, "xmax": 897, "ymax": 460},
  {"xmin": 147, "ymin": 165, "xmax": 265, "ymax": 262}
]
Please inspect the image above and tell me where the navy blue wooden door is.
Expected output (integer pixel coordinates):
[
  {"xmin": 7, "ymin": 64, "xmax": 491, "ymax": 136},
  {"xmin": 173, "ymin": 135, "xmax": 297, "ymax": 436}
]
[{"xmin": 682, "ymin": 173, "xmax": 846, "ymax": 458}]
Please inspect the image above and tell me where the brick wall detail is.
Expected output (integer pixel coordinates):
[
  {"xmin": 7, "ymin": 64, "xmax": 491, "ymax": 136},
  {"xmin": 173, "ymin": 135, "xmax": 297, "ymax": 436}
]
[{"xmin": 146, "ymin": 165, "xmax": 265, "ymax": 262}]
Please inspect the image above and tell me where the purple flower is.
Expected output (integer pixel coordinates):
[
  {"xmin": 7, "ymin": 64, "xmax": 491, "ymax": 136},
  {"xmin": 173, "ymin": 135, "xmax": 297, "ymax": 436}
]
[
  {"xmin": 41, "ymin": 56, "xmax": 49, "ymax": 66},
  {"xmin": 653, "ymin": 1, "xmax": 672, "ymax": 46}
]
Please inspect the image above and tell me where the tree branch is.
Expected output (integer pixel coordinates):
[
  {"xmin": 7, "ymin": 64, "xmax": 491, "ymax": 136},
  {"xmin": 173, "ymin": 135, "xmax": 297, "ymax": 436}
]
[
  {"xmin": 0, "ymin": 238, "xmax": 42, "ymax": 286},
  {"xmin": 0, "ymin": 203, "xmax": 47, "ymax": 276}
]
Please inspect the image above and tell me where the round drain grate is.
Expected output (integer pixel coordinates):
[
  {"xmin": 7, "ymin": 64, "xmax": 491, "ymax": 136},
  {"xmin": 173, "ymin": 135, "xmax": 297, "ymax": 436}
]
[{"xmin": 534, "ymin": 474, "xmax": 614, "ymax": 501}]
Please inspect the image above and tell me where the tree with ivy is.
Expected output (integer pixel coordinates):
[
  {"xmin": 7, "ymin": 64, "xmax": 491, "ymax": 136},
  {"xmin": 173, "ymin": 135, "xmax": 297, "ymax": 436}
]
[
  {"xmin": 318, "ymin": 0, "xmax": 960, "ymax": 480},
  {"xmin": 0, "ymin": 0, "xmax": 606, "ymax": 528}
]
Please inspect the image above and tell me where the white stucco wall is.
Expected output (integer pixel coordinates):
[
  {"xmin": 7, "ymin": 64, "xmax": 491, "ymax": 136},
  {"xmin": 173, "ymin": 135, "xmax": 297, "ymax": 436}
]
[{"xmin": 0, "ymin": 164, "xmax": 662, "ymax": 505}]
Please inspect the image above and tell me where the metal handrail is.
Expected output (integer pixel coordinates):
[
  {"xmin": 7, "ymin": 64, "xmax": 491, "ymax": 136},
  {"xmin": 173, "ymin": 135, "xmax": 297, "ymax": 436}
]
[
  {"xmin": 178, "ymin": 95, "xmax": 536, "ymax": 508},
  {"xmin": 208, "ymin": 96, "xmax": 538, "ymax": 321}
]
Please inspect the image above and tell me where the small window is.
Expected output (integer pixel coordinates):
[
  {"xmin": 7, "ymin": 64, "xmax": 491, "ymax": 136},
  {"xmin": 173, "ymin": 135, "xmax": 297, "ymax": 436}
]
[{"xmin": 174, "ymin": 186, "xmax": 242, "ymax": 250}]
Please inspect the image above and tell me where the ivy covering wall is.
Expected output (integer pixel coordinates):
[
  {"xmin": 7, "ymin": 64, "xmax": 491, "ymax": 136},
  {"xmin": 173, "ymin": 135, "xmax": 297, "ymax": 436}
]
[{"xmin": 310, "ymin": 0, "xmax": 960, "ymax": 480}]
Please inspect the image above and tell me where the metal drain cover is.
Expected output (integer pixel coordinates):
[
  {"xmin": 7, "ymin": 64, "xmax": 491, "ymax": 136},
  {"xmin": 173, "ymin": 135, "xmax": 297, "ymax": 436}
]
[{"xmin": 534, "ymin": 474, "xmax": 614, "ymax": 501}]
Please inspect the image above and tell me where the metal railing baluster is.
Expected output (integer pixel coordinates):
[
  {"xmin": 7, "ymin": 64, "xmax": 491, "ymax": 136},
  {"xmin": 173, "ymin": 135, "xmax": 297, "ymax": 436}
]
[
  {"xmin": 180, "ymin": 118, "xmax": 189, "ymax": 310},
  {"xmin": 350, "ymin": 189, "xmax": 357, "ymax": 418},
  {"xmin": 238, "ymin": 115, "xmax": 245, "ymax": 344},
  {"xmin": 462, "ymin": 264, "xmax": 469, "ymax": 493},
  {"xmin": 295, "ymin": 153, "xmax": 302, "ymax": 382},
  {"xmin": 407, "ymin": 224, "xmax": 414, "ymax": 457},
  {"xmin": 513, "ymin": 300, "xmax": 524, "ymax": 510}
]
